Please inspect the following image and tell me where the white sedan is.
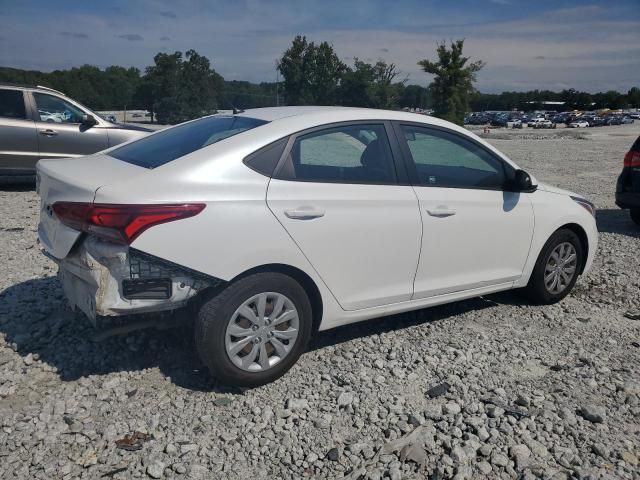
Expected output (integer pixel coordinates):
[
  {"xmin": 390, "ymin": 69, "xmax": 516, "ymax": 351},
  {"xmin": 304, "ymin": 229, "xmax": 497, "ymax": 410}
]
[
  {"xmin": 569, "ymin": 120, "xmax": 589, "ymax": 128},
  {"xmin": 37, "ymin": 107, "xmax": 598, "ymax": 386}
]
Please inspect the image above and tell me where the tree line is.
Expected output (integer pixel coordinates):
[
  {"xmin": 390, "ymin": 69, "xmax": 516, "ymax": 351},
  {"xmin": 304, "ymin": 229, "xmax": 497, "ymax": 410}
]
[{"xmin": 1, "ymin": 37, "xmax": 638, "ymax": 125}]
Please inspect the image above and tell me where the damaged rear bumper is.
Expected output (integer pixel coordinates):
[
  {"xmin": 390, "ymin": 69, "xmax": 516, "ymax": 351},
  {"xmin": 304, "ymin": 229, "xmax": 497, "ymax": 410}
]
[{"xmin": 46, "ymin": 237, "xmax": 223, "ymax": 325}]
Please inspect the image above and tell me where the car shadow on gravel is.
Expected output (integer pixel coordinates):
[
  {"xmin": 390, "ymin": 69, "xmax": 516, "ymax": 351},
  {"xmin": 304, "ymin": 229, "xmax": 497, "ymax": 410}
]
[
  {"xmin": 1, "ymin": 276, "xmax": 507, "ymax": 392},
  {"xmin": 0, "ymin": 276, "xmax": 242, "ymax": 394},
  {"xmin": 596, "ymin": 208, "xmax": 639, "ymax": 237},
  {"xmin": 309, "ymin": 296, "xmax": 495, "ymax": 351}
]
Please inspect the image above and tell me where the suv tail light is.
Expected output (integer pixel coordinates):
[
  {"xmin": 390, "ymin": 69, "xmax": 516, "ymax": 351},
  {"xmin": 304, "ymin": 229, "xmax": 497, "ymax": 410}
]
[
  {"xmin": 52, "ymin": 202, "xmax": 206, "ymax": 245},
  {"xmin": 624, "ymin": 150, "xmax": 640, "ymax": 168}
]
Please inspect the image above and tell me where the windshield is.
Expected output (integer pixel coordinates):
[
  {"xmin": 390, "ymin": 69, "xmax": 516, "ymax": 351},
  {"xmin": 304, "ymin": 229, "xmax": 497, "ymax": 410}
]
[{"xmin": 109, "ymin": 115, "xmax": 267, "ymax": 168}]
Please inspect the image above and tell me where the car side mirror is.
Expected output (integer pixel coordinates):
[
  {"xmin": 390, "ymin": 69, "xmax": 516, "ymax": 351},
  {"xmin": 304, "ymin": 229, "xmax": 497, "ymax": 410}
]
[
  {"xmin": 511, "ymin": 169, "xmax": 537, "ymax": 192},
  {"xmin": 81, "ymin": 114, "xmax": 97, "ymax": 127}
]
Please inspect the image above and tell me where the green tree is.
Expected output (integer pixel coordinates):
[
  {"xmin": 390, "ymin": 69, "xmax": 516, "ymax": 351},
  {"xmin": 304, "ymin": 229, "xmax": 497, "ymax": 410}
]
[
  {"xmin": 418, "ymin": 40, "xmax": 484, "ymax": 124},
  {"xmin": 398, "ymin": 84, "xmax": 430, "ymax": 110},
  {"xmin": 139, "ymin": 50, "xmax": 222, "ymax": 124},
  {"xmin": 338, "ymin": 59, "xmax": 404, "ymax": 108},
  {"xmin": 278, "ymin": 36, "xmax": 346, "ymax": 105},
  {"xmin": 628, "ymin": 87, "xmax": 640, "ymax": 108}
]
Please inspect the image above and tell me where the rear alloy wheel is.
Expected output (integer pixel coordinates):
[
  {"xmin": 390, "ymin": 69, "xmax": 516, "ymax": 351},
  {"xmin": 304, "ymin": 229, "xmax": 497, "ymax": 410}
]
[
  {"xmin": 524, "ymin": 229, "xmax": 583, "ymax": 304},
  {"xmin": 631, "ymin": 208, "xmax": 640, "ymax": 226},
  {"xmin": 224, "ymin": 292, "xmax": 300, "ymax": 372},
  {"xmin": 195, "ymin": 272, "xmax": 312, "ymax": 387}
]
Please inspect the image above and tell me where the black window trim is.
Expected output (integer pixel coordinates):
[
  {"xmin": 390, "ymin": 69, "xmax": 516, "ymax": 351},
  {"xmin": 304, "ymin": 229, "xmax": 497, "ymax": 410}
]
[
  {"xmin": 271, "ymin": 120, "xmax": 410, "ymax": 186},
  {"xmin": 391, "ymin": 121, "xmax": 517, "ymax": 192},
  {"xmin": 243, "ymin": 136, "xmax": 290, "ymax": 177},
  {"xmin": 0, "ymin": 88, "xmax": 28, "ymax": 121}
]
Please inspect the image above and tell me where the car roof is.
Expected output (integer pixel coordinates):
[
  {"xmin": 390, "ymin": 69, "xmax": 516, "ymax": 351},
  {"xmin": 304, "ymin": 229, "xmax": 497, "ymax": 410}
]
[
  {"xmin": 0, "ymin": 82, "xmax": 65, "ymax": 96},
  {"xmin": 235, "ymin": 105, "xmax": 460, "ymax": 130}
]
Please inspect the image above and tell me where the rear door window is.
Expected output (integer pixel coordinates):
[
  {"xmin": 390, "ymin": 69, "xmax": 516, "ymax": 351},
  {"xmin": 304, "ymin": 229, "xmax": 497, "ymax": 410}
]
[
  {"xmin": 109, "ymin": 116, "xmax": 267, "ymax": 168},
  {"xmin": 0, "ymin": 89, "xmax": 27, "ymax": 119},
  {"xmin": 277, "ymin": 124, "xmax": 397, "ymax": 184}
]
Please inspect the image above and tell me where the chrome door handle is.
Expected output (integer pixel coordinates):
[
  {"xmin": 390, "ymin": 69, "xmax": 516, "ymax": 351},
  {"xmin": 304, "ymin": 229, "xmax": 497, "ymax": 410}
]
[
  {"xmin": 284, "ymin": 207, "xmax": 325, "ymax": 220},
  {"xmin": 40, "ymin": 129, "xmax": 58, "ymax": 136},
  {"xmin": 426, "ymin": 208, "xmax": 456, "ymax": 218}
]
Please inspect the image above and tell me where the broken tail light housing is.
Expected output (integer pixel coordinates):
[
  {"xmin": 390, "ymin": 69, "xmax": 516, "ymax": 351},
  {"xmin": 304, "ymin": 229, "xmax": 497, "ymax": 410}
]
[{"xmin": 51, "ymin": 202, "xmax": 206, "ymax": 245}]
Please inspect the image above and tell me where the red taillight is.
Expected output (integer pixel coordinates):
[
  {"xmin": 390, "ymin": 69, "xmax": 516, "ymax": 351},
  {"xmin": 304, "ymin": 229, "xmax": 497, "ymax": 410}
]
[
  {"xmin": 51, "ymin": 202, "xmax": 206, "ymax": 245},
  {"xmin": 624, "ymin": 150, "xmax": 640, "ymax": 168}
]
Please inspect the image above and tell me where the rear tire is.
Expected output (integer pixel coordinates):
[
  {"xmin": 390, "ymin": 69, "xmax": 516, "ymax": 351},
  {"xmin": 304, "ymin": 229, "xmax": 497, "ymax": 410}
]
[
  {"xmin": 195, "ymin": 272, "xmax": 312, "ymax": 387},
  {"xmin": 524, "ymin": 229, "xmax": 583, "ymax": 304},
  {"xmin": 631, "ymin": 208, "xmax": 640, "ymax": 226}
]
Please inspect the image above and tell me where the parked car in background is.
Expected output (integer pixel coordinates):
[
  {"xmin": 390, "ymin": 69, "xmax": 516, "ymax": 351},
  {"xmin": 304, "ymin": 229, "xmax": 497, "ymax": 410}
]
[
  {"xmin": 568, "ymin": 120, "xmax": 589, "ymax": 128},
  {"xmin": 530, "ymin": 118, "xmax": 556, "ymax": 129},
  {"xmin": 616, "ymin": 135, "xmax": 640, "ymax": 225},
  {"xmin": 587, "ymin": 117, "xmax": 605, "ymax": 127},
  {"xmin": 629, "ymin": 113, "xmax": 640, "ymax": 119},
  {"xmin": 0, "ymin": 83, "xmax": 152, "ymax": 182},
  {"xmin": 37, "ymin": 106, "xmax": 598, "ymax": 386},
  {"xmin": 621, "ymin": 116, "xmax": 635, "ymax": 124},
  {"xmin": 604, "ymin": 116, "xmax": 622, "ymax": 126}
]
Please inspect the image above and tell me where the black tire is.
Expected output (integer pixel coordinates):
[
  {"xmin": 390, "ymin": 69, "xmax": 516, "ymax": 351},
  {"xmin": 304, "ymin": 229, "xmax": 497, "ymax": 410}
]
[
  {"xmin": 524, "ymin": 229, "xmax": 583, "ymax": 304},
  {"xmin": 631, "ymin": 208, "xmax": 640, "ymax": 226},
  {"xmin": 195, "ymin": 272, "xmax": 312, "ymax": 387}
]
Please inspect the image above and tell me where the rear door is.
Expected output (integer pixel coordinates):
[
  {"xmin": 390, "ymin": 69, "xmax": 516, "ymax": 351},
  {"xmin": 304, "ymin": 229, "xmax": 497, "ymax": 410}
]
[
  {"xmin": 0, "ymin": 88, "xmax": 39, "ymax": 172},
  {"xmin": 267, "ymin": 122, "xmax": 422, "ymax": 310},
  {"xmin": 30, "ymin": 91, "xmax": 108, "ymax": 159}
]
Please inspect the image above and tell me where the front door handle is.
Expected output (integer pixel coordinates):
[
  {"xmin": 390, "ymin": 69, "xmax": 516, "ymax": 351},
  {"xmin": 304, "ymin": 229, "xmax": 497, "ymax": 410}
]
[
  {"xmin": 40, "ymin": 129, "xmax": 58, "ymax": 136},
  {"xmin": 426, "ymin": 207, "xmax": 456, "ymax": 218},
  {"xmin": 284, "ymin": 207, "xmax": 325, "ymax": 220}
]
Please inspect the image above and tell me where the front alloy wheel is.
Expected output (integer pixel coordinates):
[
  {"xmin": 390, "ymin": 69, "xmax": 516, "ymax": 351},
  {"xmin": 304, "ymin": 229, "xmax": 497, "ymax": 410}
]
[
  {"xmin": 524, "ymin": 228, "xmax": 583, "ymax": 304},
  {"xmin": 543, "ymin": 242, "xmax": 577, "ymax": 295}
]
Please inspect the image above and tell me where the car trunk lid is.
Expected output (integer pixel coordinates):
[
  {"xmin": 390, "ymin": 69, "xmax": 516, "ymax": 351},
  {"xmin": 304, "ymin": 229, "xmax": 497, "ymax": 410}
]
[{"xmin": 37, "ymin": 154, "xmax": 146, "ymax": 259}]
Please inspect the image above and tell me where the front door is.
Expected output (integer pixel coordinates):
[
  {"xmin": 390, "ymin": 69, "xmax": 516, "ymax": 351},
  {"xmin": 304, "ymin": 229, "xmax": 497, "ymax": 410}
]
[
  {"xmin": 31, "ymin": 92, "xmax": 108, "ymax": 159},
  {"xmin": 394, "ymin": 123, "xmax": 535, "ymax": 299},
  {"xmin": 267, "ymin": 122, "xmax": 422, "ymax": 310}
]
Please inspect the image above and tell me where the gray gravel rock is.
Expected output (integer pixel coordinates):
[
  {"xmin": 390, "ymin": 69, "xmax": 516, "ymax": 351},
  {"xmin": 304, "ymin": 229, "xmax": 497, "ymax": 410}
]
[{"xmin": 578, "ymin": 404, "xmax": 606, "ymax": 423}]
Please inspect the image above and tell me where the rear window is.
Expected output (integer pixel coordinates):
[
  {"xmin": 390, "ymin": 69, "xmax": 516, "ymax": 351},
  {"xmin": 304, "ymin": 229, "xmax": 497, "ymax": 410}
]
[
  {"xmin": 0, "ymin": 89, "xmax": 26, "ymax": 119},
  {"xmin": 109, "ymin": 115, "xmax": 267, "ymax": 168}
]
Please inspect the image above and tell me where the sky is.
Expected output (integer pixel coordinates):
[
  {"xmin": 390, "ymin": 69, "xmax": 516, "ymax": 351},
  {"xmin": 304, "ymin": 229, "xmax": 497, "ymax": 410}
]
[{"xmin": 0, "ymin": 0, "xmax": 638, "ymax": 93}]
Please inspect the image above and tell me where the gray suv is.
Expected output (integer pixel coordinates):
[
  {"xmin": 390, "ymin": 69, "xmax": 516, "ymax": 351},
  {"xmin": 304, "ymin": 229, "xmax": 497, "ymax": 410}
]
[{"xmin": 0, "ymin": 83, "xmax": 151, "ymax": 181}]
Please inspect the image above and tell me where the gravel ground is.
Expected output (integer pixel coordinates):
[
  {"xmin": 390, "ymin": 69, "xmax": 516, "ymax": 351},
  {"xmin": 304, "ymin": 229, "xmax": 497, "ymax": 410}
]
[{"xmin": 1, "ymin": 124, "xmax": 639, "ymax": 480}]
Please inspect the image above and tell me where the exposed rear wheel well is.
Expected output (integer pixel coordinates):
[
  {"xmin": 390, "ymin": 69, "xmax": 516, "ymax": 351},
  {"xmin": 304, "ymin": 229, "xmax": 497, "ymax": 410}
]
[
  {"xmin": 557, "ymin": 223, "xmax": 589, "ymax": 274},
  {"xmin": 231, "ymin": 264, "xmax": 323, "ymax": 334}
]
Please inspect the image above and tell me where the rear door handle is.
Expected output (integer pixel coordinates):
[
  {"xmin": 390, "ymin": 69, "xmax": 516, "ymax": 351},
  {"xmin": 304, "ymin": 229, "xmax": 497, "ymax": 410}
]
[
  {"xmin": 284, "ymin": 207, "xmax": 325, "ymax": 220},
  {"xmin": 426, "ymin": 207, "xmax": 456, "ymax": 218},
  {"xmin": 40, "ymin": 129, "xmax": 58, "ymax": 136}
]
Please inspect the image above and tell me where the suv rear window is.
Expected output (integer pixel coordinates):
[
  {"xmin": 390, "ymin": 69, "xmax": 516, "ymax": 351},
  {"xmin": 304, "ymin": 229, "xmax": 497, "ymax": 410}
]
[
  {"xmin": 0, "ymin": 89, "xmax": 26, "ymax": 119},
  {"xmin": 109, "ymin": 116, "xmax": 267, "ymax": 168}
]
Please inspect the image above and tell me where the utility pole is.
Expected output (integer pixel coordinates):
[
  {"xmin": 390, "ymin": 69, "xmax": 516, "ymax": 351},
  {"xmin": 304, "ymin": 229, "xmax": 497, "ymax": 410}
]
[{"xmin": 275, "ymin": 61, "xmax": 280, "ymax": 107}]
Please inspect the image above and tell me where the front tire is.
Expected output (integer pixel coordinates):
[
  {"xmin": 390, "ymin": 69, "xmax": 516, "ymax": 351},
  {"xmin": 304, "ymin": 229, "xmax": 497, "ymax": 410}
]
[
  {"xmin": 524, "ymin": 229, "xmax": 583, "ymax": 304},
  {"xmin": 631, "ymin": 208, "xmax": 640, "ymax": 226},
  {"xmin": 195, "ymin": 272, "xmax": 312, "ymax": 387}
]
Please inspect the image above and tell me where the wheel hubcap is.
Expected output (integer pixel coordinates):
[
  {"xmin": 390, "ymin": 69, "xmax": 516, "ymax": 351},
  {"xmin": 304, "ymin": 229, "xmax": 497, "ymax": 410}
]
[
  {"xmin": 544, "ymin": 242, "xmax": 577, "ymax": 295},
  {"xmin": 224, "ymin": 292, "xmax": 299, "ymax": 372}
]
